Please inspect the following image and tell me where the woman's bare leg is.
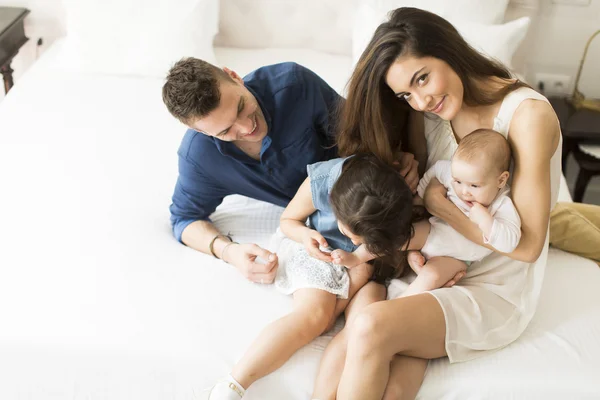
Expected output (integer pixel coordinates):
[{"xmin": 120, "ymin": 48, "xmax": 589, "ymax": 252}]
[
  {"xmin": 231, "ymin": 288, "xmax": 336, "ymax": 389},
  {"xmin": 326, "ymin": 262, "xmax": 374, "ymax": 331},
  {"xmin": 382, "ymin": 355, "xmax": 428, "ymax": 400},
  {"xmin": 337, "ymin": 293, "xmax": 447, "ymax": 400},
  {"xmin": 312, "ymin": 281, "xmax": 386, "ymax": 400}
]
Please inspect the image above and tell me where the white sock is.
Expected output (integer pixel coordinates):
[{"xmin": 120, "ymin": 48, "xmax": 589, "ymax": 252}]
[{"xmin": 209, "ymin": 375, "xmax": 246, "ymax": 399}]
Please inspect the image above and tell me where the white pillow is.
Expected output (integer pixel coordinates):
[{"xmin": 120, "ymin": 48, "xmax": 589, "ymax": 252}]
[
  {"xmin": 352, "ymin": 4, "xmax": 530, "ymax": 69},
  {"xmin": 455, "ymin": 17, "xmax": 531, "ymax": 68},
  {"xmin": 59, "ymin": 0, "xmax": 218, "ymax": 78}
]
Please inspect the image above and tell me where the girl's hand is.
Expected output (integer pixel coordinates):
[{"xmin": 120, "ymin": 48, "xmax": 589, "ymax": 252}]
[{"xmin": 302, "ymin": 229, "xmax": 333, "ymax": 262}]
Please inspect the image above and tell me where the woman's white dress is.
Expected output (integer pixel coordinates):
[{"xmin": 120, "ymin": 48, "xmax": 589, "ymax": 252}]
[{"xmin": 409, "ymin": 87, "xmax": 561, "ymax": 362}]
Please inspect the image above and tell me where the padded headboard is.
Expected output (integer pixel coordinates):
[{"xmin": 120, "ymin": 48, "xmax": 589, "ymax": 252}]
[
  {"xmin": 214, "ymin": 0, "xmax": 540, "ymax": 70},
  {"xmin": 214, "ymin": 0, "xmax": 360, "ymax": 55}
]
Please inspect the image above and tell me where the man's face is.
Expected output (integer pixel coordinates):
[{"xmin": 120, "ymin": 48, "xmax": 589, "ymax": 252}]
[{"xmin": 188, "ymin": 68, "xmax": 268, "ymax": 143}]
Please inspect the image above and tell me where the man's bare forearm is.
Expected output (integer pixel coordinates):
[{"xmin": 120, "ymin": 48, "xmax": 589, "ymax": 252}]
[{"xmin": 181, "ymin": 220, "xmax": 232, "ymax": 259}]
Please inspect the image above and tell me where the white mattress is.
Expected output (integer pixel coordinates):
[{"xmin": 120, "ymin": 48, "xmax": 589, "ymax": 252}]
[{"xmin": 0, "ymin": 41, "xmax": 599, "ymax": 399}]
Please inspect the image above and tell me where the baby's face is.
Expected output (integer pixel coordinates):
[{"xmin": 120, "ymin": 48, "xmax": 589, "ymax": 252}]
[{"xmin": 450, "ymin": 157, "xmax": 505, "ymax": 207}]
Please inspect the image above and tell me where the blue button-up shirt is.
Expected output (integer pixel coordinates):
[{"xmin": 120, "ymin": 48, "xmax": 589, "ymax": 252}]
[{"xmin": 170, "ymin": 62, "xmax": 341, "ymax": 242}]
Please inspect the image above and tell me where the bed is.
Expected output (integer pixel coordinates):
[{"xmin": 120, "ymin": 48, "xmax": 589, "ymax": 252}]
[{"xmin": 1, "ymin": 1, "xmax": 600, "ymax": 399}]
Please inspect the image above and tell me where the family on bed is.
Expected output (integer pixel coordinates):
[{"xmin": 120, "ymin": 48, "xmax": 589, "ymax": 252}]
[{"xmin": 162, "ymin": 8, "xmax": 562, "ymax": 400}]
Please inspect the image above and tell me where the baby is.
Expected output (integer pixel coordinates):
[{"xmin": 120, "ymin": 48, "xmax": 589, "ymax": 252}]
[{"xmin": 334, "ymin": 128, "xmax": 521, "ymax": 297}]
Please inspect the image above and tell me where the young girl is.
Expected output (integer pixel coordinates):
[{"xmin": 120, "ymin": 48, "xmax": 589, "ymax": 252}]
[
  {"xmin": 333, "ymin": 129, "xmax": 522, "ymax": 298},
  {"xmin": 204, "ymin": 153, "xmax": 415, "ymax": 400}
]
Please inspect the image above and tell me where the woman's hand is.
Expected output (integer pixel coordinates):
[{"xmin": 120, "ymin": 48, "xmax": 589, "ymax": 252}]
[
  {"xmin": 423, "ymin": 177, "xmax": 448, "ymax": 215},
  {"xmin": 302, "ymin": 229, "xmax": 333, "ymax": 262},
  {"xmin": 443, "ymin": 270, "xmax": 466, "ymax": 287},
  {"xmin": 396, "ymin": 152, "xmax": 420, "ymax": 193}
]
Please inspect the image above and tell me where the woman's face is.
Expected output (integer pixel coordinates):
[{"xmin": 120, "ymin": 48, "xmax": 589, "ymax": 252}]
[{"xmin": 385, "ymin": 55, "xmax": 464, "ymax": 120}]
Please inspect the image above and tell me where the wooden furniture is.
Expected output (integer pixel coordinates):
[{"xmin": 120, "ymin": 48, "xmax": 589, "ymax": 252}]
[
  {"xmin": 549, "ymin": 96, "xmax": 600, "ymax": 202},
  {"xmin": 573, "ymin": 144, "xmax": 600, "ymax": 203},
  {"xmin": 0, "ymin": 7, "xmax": 29, "ymax": 94}
]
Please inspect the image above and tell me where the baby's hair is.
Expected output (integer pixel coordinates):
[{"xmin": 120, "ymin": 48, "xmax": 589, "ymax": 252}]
[
  {"xmin": 330, "ymin": 154, "xmax": 415, "ymax": 276},
  {"xmin": 454, "ymin": 129, "xmax": 511, "ymax": 173}
]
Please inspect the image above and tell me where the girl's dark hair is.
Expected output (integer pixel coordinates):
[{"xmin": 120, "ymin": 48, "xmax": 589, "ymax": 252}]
[
  {"xmin": 337, "ymin": 7, "xmax": 529, "ymax": 163},
  {"xmin": 330, "ymin": 154, "xmax": 419, "ymax": 279}
]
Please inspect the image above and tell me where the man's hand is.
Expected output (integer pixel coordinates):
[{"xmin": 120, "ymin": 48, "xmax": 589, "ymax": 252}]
[
  {"xmin": 224, "ymin": 243, "xmax": 278, "ymax": 284},
  {"xmin": 396, "ymin": 152, "xmax": 420, "ymax": 193},
  {"xmin": 302, "ymin": 229, "xmax": 333, "ymax": 262}
]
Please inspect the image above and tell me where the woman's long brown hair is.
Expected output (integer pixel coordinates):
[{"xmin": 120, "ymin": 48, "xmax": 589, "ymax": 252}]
[{"xmin": 337, "ymin": 7, "xmax": 529, "ymax": 163}]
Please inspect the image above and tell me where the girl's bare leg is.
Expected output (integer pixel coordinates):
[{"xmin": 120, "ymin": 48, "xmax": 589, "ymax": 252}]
[
  {"xmin": 326, "ymin": 262, "xmax": 374, "ymax": 331},
  {"xmin": 312, "ymin": 281, "xmax": 386, "ymax": 400},
  {"xmin": 231, "ymin": 288, "xmax": 336, "ymax": 389}
]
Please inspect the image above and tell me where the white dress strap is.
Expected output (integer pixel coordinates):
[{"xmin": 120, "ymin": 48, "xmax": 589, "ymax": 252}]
[{"xmin": 493, "ymin": 87, "xmax": 549, "ymax": 136}]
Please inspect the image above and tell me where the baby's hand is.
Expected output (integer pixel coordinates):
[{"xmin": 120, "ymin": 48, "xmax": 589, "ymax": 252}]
[
  {"xmin": 407, "ymin": 250, "xmax": 426, "ymax": 274},
  {"xmin": 331, "ymin": 249, "xmax": 361, "ymax": 268},
  {"xmin": 468, "ymin": 202, "xmax": 490, "ymax": 225},
  {"xmin": 469, "ymin": 202, "xmax": 494, "ymax": 237}
]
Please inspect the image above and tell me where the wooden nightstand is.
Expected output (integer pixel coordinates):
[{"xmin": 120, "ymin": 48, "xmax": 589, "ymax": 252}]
[
  {"xmin": 0, "ymin": 7, "xmax": 30, "ymax": 94},
  {"xmin": 549, "ymin": 96, "xmax": 600, "ymax": 202}
]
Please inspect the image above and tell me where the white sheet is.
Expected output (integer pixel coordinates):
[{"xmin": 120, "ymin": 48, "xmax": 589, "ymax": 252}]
[{"xmin": 0, "ymin": 41, "xmax": 599, "ymax": 399}]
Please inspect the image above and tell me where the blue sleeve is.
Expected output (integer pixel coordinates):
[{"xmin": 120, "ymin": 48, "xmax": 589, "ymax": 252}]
[
  {"xmin": 169, "ymin": 154, "xmax": 231, "ymax": 243},
  {"xmin": 303, "ymin": 67, "xmax": 343, "ymax": 144},
  {"xmin": 307, "ymin": 158, "xmax": 345, "ymax": 211}
]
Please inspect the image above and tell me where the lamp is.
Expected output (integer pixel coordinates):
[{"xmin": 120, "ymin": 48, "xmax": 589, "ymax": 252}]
[{"xmin": 569, "ymin": 29, "xmax": 600, "ymax": 113}]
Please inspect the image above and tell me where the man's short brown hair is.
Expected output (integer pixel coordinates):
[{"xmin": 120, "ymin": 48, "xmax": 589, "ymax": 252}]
[
  {"xmin": 454, "ymin": 128, "xmax": 512, "ymax": 173},
  {"xmin": 162, "ymin": 57, "xmax": 233, "ymax": 125}
]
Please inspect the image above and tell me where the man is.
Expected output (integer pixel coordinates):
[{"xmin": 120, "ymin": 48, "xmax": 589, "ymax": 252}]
[{"xmin": 162, "ymin": 58, "xmax": 419, "ymax": 283}]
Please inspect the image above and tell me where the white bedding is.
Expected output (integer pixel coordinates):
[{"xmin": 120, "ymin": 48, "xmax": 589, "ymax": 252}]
[{"xmin": 0, "ymin": 41, "xmax": 599, "ymax": 400}]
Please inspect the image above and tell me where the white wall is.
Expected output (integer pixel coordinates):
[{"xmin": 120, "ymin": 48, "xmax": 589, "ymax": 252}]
[{"xmin": 525, "ymin": 0, "xmax": 600, "ymax": 98}]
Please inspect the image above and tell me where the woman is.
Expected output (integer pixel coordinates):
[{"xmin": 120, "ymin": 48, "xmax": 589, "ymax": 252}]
[{"xmin": 315, "ymin": 7, "xmax": 562, "ymax": 400}]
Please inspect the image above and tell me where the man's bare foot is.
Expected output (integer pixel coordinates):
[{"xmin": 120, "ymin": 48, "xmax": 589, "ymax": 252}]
[
  {"xmin": 407, "ymin": 251, "xmax": 426, "ymax": 274},
  {"xmin": 331, "ymin": 249, "xmax": 361, "ymax": 268}
]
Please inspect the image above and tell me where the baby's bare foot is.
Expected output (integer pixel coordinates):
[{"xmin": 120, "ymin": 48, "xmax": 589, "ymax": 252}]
[
  {"xmin": 407, "ymin": 251, "xmax": 426, "ymax": 274},
  {"xmin": 331, "ymin": 249, "xmax": 360, "ymax": 268}
]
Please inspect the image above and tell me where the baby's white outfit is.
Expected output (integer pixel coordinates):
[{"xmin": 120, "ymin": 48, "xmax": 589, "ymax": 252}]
[{"xmin": 417, "ymin": 160, "xmax": 521, "ymax": 261}]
